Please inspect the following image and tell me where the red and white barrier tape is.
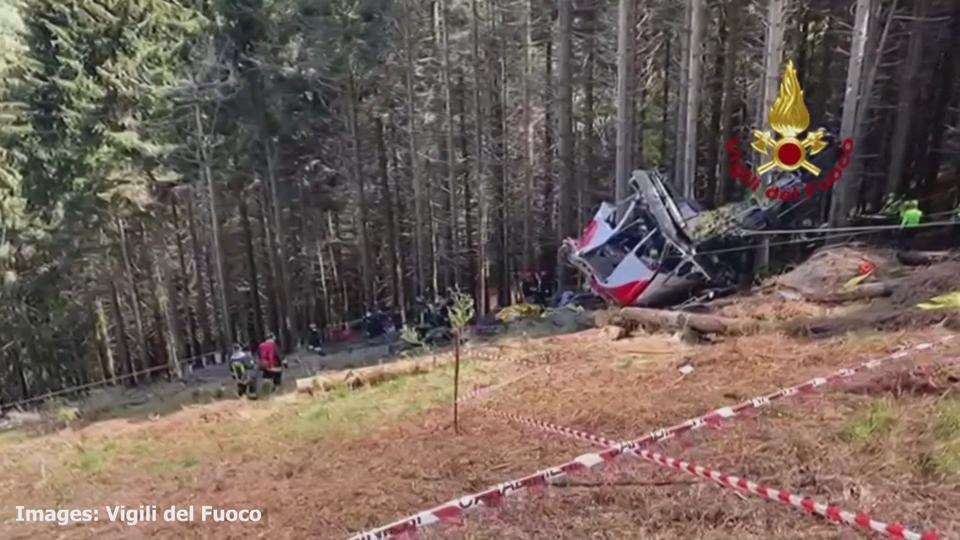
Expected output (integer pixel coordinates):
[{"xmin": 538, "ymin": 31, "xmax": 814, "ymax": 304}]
[
  {"xmin": 640, "ymin": 450, "xmax": 939, "ymax": 540},
  {"xmin": 483, "ymin": 408, "xmax": 617, "ymax": 447},
  {"xmin": 486, "ymin": 407, "xmax": 938, "ymax": 540},
  {"xmin": 347, "ymin": 335, "xmax": 953, "ymax": 540}
]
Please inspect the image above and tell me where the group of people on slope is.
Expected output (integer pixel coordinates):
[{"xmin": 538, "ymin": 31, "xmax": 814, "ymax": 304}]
[
  {"xmin": 362, "ymin": 307, "xmax": 397, "ymax": 340},
  {"xmin": 228, "ymin": 333, "xmax": 285, "ymax": 398}
]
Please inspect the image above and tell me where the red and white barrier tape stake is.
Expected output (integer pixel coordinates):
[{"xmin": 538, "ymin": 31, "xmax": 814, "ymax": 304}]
[
  {"xmin": 486, "ymin": 407, "xmax": 939, "ymax": 540},
  {"xmin": 347, "ymin": 335, "xmax": 953, "ymax": 540}
]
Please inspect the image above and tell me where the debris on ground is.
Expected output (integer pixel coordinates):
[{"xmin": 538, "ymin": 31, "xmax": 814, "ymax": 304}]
[
  {"xmin": 498, "ymin": 303, "xmax": 594, "ymax": 337},
  {"xmin": 888, "ymin": 261, "xmax": 960, "ymax": 308},
  {"xmin": 599, "ymin": 324, "xmax": 630, "ymax": 341},
  {"xmin": 775, "ymin": 245, "xmax": 899, "ymax": 297},
  {"xmin": 917, "ymin": 291, "xmax": 960, "ymax": 310},
  {"xmin": 496, "ymin": 303, "xmax": 543, "ymax": 322}
]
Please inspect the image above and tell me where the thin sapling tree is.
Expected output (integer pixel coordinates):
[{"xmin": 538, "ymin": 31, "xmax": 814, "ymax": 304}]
[{"xmin": 448, "ymin": 289, "xmax": 475, "ymax": 434}]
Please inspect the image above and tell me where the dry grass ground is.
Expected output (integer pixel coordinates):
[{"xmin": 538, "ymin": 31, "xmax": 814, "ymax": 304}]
[{"xmin": 1, "ymin": 324, "xmax": 959, "ymax": 539}]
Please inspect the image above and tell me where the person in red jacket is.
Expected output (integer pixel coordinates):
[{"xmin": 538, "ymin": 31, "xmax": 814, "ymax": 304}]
[{"xmin": 257, "ymin": 333, "xmax": 284, "ymax": 389}]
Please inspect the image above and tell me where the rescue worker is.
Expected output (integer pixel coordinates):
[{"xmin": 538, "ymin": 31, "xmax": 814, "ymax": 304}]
[
  {"xmin": 520, "ymin": 272, "xmax": 538, "ymax": 304},
  {"xmin": 257, "ymin": 332, "xmax": 284, "ymax": 389},
  {"xmin": 307, "ymin": 323, "xmax": 325, "ymax": 355},
  {"xmin": 364, "ymin": 307, "xmax": 385, "ymax": 339},
  {"xmin": 412, "ymin": 296, "xmax": 428, "ymax": 327},
  {"xmin": 898, "ymin": 200, "xmax": 923, "ymax": 251},
  {"xmin": 228, "ymin": 343, "xmax": 256, "ymax": 397},
  {"xmin": 535, "ymin": 271, "xmax": 553, "ymax": 306}
]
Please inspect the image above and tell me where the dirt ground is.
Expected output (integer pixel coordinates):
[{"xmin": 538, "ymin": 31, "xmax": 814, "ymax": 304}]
[{"xmin": 2, "ymin": 257, "xmax": 960, "ymax": 539}]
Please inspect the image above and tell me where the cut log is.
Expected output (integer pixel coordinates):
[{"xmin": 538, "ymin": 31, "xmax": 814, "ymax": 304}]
[
  {"xmin": 619, "ymin": 307, "xmax": 769, "ymax": 336},
  {"xmin": 296, "ymin": 354, "xmax": 450, "ymax": 393},
  {"xmin": 897, "ymin": 250, "xmax": 952, "ymax": 266},
  {"xmin": 803, "ymin": 282, "xmax": 893, "ymax": 303}
]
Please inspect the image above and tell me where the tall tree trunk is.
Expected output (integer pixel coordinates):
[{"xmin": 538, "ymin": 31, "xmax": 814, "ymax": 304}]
[
  {"xmin": 239, "ymin": 194, "xmax": 264, "ymax": 345},
  {"xmin": 674, "ymin": 0, "xmax": 691, "ymax": 185},
  {"xmin": 585, "ymin": 4, "xmax": 598, "ymax": 215},
  {"xmin": 633, "ymin": 0, "xmax": 645, "ymax": 170},
  {"xmin": 193, "ymin": 103, "xmax": 231, "ymax": 352},
  {"xmin": 922, "ymin": 4, "xmax": 960, "ymax": 191},
  {"xmin": 888, "ymin": 0, "xmax": 922, "ymax": 195},
  {"xmin": 830, "ymin": 0, "xmax": 872, "ymax": 226},
  {"xmin": 661, "ymin": 34, "xmax": 670, "ymax": 165},
  {"xmin": 116, "ymin": 218, "xmax": 149, "ymax": 372},
  {"xmin": 759, "ymin": 0, "xmax": 786, "ymax": 129},
  {"xmin": 388, "ymin": 120, "xmax": 410, "ymax": 317},
  {"xmin": 203, "ymin": 240, "xmax": 224, "ymax": 360},
  {"xmin": 556, "ymin": 0, "xmax": 574, "ymax": 286},
  {"xmin": 471, "ymin": 0, "xmax": 488, "ymax": 314},
  {"xmin": 258, "ymin": 190, "xmax": 282, "ymax": 337},
  {"xmin": 795, "ymin": 10, "xmax": 810, "ymax": 87},
  {"xmin": 170, "ymin": 195, "xmax": 197, "ymax": 359},
  {"xmin": 682, "ymin": 0, "xmax": 705, "ymax": 199},
  {"xmin": 263, "ymin": 139, "xmax": 293, "ymax": 347},
  {"xmin": 440, "ymin": 0, "xmax": 460, "ymax": 288},
  {"xmin": 717, "ymin": 0, "xmax": 741, "ymax": 205},
  {"xmin": 457, "ymin": 75, "xmax": 476, "ymax": 296},
  {"xmin": 704, "ymin": 3, "xmax": 728, "ymax": 207},
  {"xmin": 811, "ymin": 21, "xmax": 834, "ymax": 126},
  {"xmin": 522, "ymin": 0, "xmax": 535, "ymax": 272},
  {"xmin": 295, "ymin": 166, "xmax": 311, "ymax": 338},
  {"xmin": 615, "ymin": 0, "xmax": 635, "ymax": 214},
  {"xmin": 857, "ymin": 0, "xmax": 898, "ymax": 209},
  {"xmin": 429, "ymin": 169, "xmax": 440, "ymax": 295},
  {"xmin": 347, "ymin": 72, "xmax": 373, "ymax": 308},
  {"xmin": 375, "ymin": 117, "xmax": 401, "ymax": 310},
  {"xmin": 315, "ymin": 237, "xmax": 332, "ymax": 331},
  {"xmin": 185, "ymin": 188, "xmax": 213, "ymax": 353},
  {"xmin": 489, "ymin": 0, "xmax": 510, "ymax": 307},
  {"xmin": 93, "ymin": 297, "xmax": 116, "ymax": 383},
  {"xmin": 146, "ymin": 231, "xmax": 182, "ymax": 378},
  {"xmin": 403, "ymin": 0, "xmax": 428, "ymax": 297},
  {"xmin": 109, "ymin": 277, "xmax": 134, "ymax": 383},
  {"xmin": 331, "ymin": 213, "xmax": 349, "ymax": 315},
  {"xmin": 540, "ymin": 23, "xmax": 556, "ymax": 276}
]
